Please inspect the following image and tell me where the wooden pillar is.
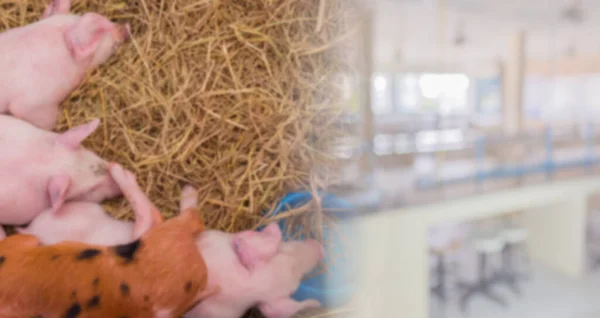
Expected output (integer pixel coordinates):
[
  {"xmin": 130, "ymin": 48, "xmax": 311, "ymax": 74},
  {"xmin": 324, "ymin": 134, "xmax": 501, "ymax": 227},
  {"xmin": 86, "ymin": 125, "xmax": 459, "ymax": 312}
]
[
  {"xmin": 502, "ymin": 30, "xmax": 526, "ymax": 135},
  {"xmin": 435, "ymin": 0, "xmax": 447, "ymax": 66},
  {"xmin": 358, "ymin": 9, "xmax": 374, "ymax": 179}
]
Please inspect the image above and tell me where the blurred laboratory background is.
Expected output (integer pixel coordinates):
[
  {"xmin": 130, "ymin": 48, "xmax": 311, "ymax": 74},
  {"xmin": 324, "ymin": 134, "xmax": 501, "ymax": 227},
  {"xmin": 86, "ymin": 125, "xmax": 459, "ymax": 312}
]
[{"xmin": 336, "ymin": 1, "xmax": 600, "ymax": 318}]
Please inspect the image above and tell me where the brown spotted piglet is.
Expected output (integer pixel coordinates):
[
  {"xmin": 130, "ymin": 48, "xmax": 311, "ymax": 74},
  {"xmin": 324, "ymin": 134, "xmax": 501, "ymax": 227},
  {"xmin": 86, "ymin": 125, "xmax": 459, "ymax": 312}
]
[
  {"xmin": 0, "ymin": 164, "xmax": 217, "ymax": 318},
  {"xmin": 22, "ymin": 181, "xmax": 324, "ymax": 318}
]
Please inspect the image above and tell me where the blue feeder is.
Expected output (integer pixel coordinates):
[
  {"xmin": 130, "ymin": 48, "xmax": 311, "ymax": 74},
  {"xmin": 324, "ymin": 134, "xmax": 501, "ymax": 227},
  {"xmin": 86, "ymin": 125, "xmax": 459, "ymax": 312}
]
[{"xmin": 259, "ymin": 191, "xmax": 357, "ymax": 307}]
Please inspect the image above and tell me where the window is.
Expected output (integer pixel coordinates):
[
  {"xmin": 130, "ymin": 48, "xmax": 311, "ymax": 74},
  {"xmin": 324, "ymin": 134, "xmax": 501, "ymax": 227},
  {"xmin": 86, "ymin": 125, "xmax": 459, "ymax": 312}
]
[
  {"xmin": 474, "ymin": 76, "xmax": 501, "ymax": 116},
  {"xmin": 419, "ymin": 73, "xmax": 470, "ymax": 114},
  {"xmin": 371, "ymin": 72, "xmax": 470, "ymax": 116},
  {"xmin": 525, "ymin": 74, "xmax": 600, "ymax": 123},
  {"xmin": 366, "ymin": 72, "xmax": 474, "ymax": 156},
  {"xmin": 523, "ymin": 75, "xmax": 546, "ymax": 120},
  {"xmin": 582, "ymin": 75, "xmax": 600, "ymax": 119},
  {"xmin": 415, "ymin": 130, "xmax": 438, "ymax": 152},
  {"xmin": 373, "ymin": 134, "xmax": 394, "ymax": 156},
  {"xmin": 371, "ymin": 73, "xmax": 393, "ymax": 115},
  {"xmin": 394, "ymin": 133, "xmax": 413, "ymax": 154},
  {"xmin": 544, "ymin": 76, "xmax": 579, "ymax": 122},
  {"xmin": 395, "ymin": 73, "xmax": 420, "ymax": 113}
]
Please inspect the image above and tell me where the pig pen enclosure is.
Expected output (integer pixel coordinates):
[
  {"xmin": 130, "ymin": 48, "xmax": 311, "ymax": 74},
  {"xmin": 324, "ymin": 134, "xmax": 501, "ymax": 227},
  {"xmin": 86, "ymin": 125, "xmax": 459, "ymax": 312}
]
[{"xmin": 0, "ymin": 0, "xmax": 359, "ymax": 317}]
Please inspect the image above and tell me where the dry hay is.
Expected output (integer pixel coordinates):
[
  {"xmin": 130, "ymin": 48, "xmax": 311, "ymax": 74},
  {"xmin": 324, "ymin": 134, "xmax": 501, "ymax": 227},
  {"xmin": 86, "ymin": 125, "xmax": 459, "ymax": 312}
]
[{"xmin": 0, "ymin": 0, "xmax": 359, "ymax": 234}]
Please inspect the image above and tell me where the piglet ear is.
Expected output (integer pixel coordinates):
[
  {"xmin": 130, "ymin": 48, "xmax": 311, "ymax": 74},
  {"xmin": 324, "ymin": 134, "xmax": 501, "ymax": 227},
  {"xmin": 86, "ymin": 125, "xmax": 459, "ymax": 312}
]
[
  {"xmin": 234, "ymin": 236, "xmax": 260, "ymax": 270},
  {"xmin": 65, "ymin": 13, "xmax": 110, "ymax": 61},
  {"xmin": 43, "ymin": 0, "xmax": 70, "ymax": 18},
  {"xmin": 262, "ymin": 222, "xmax": 282, "ymax": 241},
  {"xmin": 233, "ymin": 229, "xmax": 281, "ymax": 270},
  {"xmin": 48, "ymin": 175, "xmax": 71, "ymax": 213},
  {"xmin": 56, "ymin": 119, "xmax": 100, "ymax": 150}
]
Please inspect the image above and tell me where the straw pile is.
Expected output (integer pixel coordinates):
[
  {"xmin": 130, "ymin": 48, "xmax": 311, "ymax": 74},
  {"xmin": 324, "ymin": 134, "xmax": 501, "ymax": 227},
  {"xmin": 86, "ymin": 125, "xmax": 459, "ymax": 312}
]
[{"xmin": 0, "ymin": 0, "xmax": 359, "ymax": 234}]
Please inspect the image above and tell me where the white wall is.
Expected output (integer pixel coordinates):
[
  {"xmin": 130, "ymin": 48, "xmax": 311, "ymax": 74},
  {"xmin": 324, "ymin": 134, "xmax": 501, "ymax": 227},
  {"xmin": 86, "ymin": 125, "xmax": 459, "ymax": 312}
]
[{"xmin": 371, "ymin": 0, "xmax": 600, "ymax": 72}]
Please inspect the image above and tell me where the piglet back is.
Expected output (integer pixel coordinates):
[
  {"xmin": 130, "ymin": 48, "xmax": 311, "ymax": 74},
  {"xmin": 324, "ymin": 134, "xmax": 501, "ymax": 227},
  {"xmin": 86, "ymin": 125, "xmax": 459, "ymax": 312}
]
[
  {"xmin": 120, "ymin": 206, "xmax": 210, "ymax": 316},
  {"xmin": 0, "ymin": 208, "xmax": 209, "ymax": 317}
]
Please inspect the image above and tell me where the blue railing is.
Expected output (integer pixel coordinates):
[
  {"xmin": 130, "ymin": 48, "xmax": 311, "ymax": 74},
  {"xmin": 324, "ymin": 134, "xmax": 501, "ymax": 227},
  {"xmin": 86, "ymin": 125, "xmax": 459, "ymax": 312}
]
[{"xmin": 416, "ymin": 124, "xmax": 599, "ymax": 189}]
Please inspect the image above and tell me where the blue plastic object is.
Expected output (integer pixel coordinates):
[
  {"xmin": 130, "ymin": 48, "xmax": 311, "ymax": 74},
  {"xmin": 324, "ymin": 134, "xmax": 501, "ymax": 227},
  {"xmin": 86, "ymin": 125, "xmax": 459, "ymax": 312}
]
[{"xmin": 259, "ymin": 192, "xmax": 356, "ymax": 307}]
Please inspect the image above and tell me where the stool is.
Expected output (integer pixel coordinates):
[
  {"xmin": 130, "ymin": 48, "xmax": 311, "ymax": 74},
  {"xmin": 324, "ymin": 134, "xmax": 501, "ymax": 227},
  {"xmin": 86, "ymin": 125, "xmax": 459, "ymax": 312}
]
[
  {"xmin": 496, "ymin": 225, "xmax": 529, "ymax": 295},
  {"xmin": 429, "ymin": 249, "xmax": 448, "ymax": 303},
  {"xmin": 586, "ymin": 208, "xmax": 600, "ymax": 270},
  {"xmin": 428, "ymin": 222, "xmax": 466, "ymax": 304},
  {"xmin": 457, "ymin": 228, "xmax": 507, "ymax": 312}
]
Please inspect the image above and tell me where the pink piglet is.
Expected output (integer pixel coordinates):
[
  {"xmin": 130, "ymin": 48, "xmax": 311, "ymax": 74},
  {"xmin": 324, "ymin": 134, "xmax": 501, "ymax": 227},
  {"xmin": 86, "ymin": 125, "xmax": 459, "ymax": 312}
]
[
  {"xmin": 0, "ymin": 0, "xmax": 130, "ymax": 130},
  {"xmin": 18, "ymin": 163, "xmax": 166, "ymax": 246},
  {"xmin": 0, "ymin": 115, "xmax": 122, "ymax": 237}
]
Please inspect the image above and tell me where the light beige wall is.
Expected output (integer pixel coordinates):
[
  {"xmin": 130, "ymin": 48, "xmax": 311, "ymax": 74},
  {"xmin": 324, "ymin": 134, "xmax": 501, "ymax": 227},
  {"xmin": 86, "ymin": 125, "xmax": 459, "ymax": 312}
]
[{"xmin": 527, "ymin": 55, "xmax": 600, "ymax": 76}]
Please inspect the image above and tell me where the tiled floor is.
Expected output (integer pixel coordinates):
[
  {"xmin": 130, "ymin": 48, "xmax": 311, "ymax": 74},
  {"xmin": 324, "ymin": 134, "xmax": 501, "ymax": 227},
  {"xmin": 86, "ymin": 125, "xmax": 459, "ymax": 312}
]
[{"xmin": 430, "ymin": 262, "xmax": 600, "ymax": 318}]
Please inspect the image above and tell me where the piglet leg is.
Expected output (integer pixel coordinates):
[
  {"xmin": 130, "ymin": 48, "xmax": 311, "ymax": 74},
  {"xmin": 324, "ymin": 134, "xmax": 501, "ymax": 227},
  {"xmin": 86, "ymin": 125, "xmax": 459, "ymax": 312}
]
[
  {"xmin": 259, "ymin": 298, "xmax": 321, "ymax": 318},
  {"xmin": 108, "ymin": 163, "xmax": 163, "ymax": 239},
  {"xmin": 179, "ymin": 185, "xmax": 198, "ymax": 212}
]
